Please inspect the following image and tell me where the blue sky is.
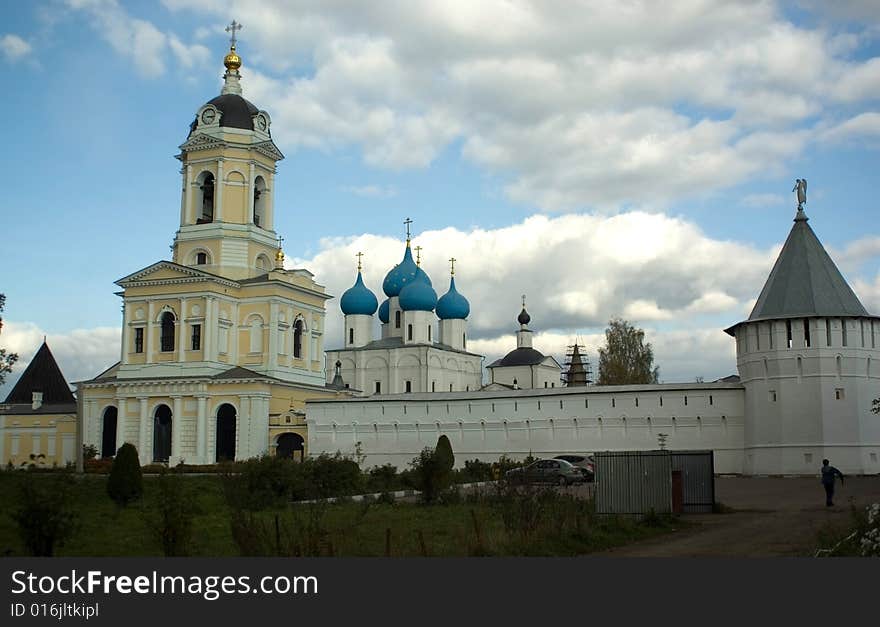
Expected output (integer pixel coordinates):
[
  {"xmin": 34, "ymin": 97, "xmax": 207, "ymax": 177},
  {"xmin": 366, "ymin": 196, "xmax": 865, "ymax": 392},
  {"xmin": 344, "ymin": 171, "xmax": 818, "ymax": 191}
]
[{"xmin": 2, "ymin": 0, "xmax": 879, "ymax": 394}]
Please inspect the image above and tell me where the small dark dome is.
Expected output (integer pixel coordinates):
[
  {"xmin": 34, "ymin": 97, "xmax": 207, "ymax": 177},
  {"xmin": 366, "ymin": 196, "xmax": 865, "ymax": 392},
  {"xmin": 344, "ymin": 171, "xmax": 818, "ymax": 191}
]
[
  {"xmin": 517, "ymin": 307, "xmax": 531, "ymax": 326},
  {"xmin": 497, "ymin": 347, "xmax": 545, "ymax": 367},
  {"xmin": 194, "ymin": 94, "xmax": 259, "ymax": 132}
]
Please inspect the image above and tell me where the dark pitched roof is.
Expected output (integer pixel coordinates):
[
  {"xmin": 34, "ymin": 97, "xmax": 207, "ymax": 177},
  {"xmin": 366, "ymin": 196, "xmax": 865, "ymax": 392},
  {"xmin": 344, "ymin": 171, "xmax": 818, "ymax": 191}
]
[
  {"xmin": 4, "ymin": 342, "xmax": 74, "ymax": 405},
  {"xmin": 487, "ymin": 347, "xmax": 547, "ymax": 368},
  {"xmin": 749, "ymin": 210, "xmax": 870, "ymax": 321},
  {"xmin": 212, "ymin": 366, "xmax": 267, "ymax": 380}
]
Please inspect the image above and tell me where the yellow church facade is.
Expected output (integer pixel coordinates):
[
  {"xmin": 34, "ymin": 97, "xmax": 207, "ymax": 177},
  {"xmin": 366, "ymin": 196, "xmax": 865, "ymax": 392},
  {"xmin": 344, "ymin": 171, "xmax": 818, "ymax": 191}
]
[{"xmin": 78, "ymin": 38, "xmax": 347, "ymax": 466}]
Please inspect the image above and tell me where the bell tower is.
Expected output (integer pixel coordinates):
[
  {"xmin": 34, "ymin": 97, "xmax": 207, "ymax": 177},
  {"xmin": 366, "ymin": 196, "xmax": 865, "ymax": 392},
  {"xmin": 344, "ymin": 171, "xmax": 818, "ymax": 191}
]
[{"xmin": 172, "ymin": 22, "xmax": 285, "ymax": 280}]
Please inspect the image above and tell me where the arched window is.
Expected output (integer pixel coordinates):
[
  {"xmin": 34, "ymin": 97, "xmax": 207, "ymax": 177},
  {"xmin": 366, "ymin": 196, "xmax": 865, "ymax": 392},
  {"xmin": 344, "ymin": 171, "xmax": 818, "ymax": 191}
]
[
  {"xmin": 215, "ymin": 403, "xmax": 237, "ymax": 462},
  {"xmin": 153, "ymin": 404, "xmax": 173, "ymax": 463},
  {"xmin": 198, "ymin": 172, "xmax": 215, "ymax": 223},
  {"xmin": 395, "ymin": 310, "xmax": 401, "ymax": 329},
  {"xmin": 101, "ymin": 406, "xmax": 118, "ymax": 458},
  {"xmin": 196, "ymin": 252, "xmax": 207, "ymax": 265},
  {"xmin": 293, "ymin": 320, "xmax": 303, "ymax": 358},
  {"xmin": 253, "ymin": 176, "xmax": 266, "ymax": 227},
  {"xmin": 160, "ymin": 311, "xmax": 175, "ymax": 352}
]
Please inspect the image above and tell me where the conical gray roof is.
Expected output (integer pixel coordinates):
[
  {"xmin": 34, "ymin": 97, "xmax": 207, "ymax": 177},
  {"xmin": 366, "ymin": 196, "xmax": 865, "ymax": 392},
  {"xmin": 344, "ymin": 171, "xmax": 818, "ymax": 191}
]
[{"xmin": 726, "ymin": 209, "xmax": 875, "ymax": 335}]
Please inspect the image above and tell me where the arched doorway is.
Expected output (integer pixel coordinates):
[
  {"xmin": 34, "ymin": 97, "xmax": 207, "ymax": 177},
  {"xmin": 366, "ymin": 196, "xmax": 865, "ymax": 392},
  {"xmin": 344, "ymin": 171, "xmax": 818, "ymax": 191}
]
[
  {"xmin": 276, "ymin": 433, "xmax": 305, "ymax": 461},
  {"xmin": 215, "ymin": 403, "xmax": 236, "ymax": 462},
  {"xmin": 153, "ymin": 404, "xmax": 172, "ymax": 463},
  {"xmin": 101, "ymin": 406, "xmax": 118, "ymax": 458}
]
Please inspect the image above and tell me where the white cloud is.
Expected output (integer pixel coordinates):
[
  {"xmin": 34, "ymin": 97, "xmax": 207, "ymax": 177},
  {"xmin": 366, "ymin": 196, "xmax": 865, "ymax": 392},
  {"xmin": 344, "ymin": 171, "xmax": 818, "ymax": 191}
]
[
  {"xmin": 743, "ymin": 193, "xmax": 787, "ymax": 208},
  {"xmin": 1, "ymin": 34, "xmax": 32, "ymax": 61},
  {"xmin": 341, "ymin": 184, "xmax": 397, "ymax": 198},
  {"xmin": 819, "ymin": 112, "xmax": 880, "ymax": 145},
  {"xmin": 65, "ymin": 0, "xmax": 209, "ymax": 78},
  {"xmin": 0, "ymin": 321, "xmax": 120, "ymax": 401},
  {"xmin": 291, "ymin": 211, "xmax": 787, "ymax": 361}
]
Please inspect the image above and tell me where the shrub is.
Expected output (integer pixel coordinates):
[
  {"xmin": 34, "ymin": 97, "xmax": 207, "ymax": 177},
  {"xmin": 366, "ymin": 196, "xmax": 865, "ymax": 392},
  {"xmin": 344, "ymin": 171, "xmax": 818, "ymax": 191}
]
[
  {"xmin": 409, "ymin": 438, "xmax": 455, "ymax": 504},
  {"xmin": 366, "ymin": 463, "xmax": 400, "ymax": 493},
  {"xmin": 107, "ymin": 443, "xmax": 143, "ymax": 506},
  {"xmin": 82, "ymin": 444, "xmax": 98, "ymax": 462},
  {"xmin": 457, "ymin": 459, "xmax": 493, "ymax": 483},
  {"xmin": 221, "ymin": 455, "xmax": 298, "ymax": 511},
  {"xmin": 307, "ymin": 453, "xmax": 364, "ymax": 500},
  {"xmin": 143, "ymin": 471, "xmax": 199, "ymax": 556},
  {"xmin": 11, "ymin": 472, "xmax": 78, "ymax": 556}
]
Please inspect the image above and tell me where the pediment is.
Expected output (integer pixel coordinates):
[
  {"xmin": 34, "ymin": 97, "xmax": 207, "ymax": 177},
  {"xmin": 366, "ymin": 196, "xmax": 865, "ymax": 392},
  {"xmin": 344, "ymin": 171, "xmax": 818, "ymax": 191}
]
[
  {"xmin": 253, "ymin": 140, "xmax": 285, "ymax": 161},
  {"xmin": 116, "ymin": 261, "xmax": 238, "ymax": 288},
  {"xmin": 179, "ymin": 133, "xmax": 227, "ymax": 154}
]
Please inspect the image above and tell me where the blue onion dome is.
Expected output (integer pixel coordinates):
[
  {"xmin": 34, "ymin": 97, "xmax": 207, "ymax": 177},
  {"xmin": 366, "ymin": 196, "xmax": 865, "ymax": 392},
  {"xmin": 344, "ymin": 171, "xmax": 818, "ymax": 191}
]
[
  {"xmin": 415, "ymin": 265, "xmax": 432, "ymax": 287},
  {"xmin": 378, "ymin": 298, "xmax": 390, "ymax": 323},
  {"xmin": 399, "ymin": 274, "xmax": 438, "ymax": 311},
  {"xmin": 436, "ymin": 277, "xmax": 470, "ymax": 320},
  {"xmin": 382, "ymin": 245, "xmax": 420, "ymax": 297},
  {"xmin": 340, "ymin": 271, "xmax": 378, "ymax": 316}
]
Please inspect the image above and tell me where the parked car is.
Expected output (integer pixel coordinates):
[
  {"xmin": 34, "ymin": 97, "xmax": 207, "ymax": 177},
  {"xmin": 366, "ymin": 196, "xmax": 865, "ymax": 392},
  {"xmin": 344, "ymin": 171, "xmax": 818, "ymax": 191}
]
[
  {"xmin": 505, "ymin": 458, "xmax": 585, "ymax": 486},
  {"xmin": 554, "ymin": 454, "xmax": 595, "ymax": 482}
]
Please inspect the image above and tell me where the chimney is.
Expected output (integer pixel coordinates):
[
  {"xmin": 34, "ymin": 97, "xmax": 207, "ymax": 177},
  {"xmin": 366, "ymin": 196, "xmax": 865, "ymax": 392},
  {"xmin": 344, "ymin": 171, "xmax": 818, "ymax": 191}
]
[{"xmin": 32, "ymin": 392, "xmax": 43, "ymax": 410}]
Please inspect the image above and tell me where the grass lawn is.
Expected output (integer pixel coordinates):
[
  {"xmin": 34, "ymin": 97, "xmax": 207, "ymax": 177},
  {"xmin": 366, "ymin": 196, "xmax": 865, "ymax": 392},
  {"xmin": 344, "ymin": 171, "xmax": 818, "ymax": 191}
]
[{"xmin": 0, "ymin": 472, "xmax": 685, "ymax": 557}]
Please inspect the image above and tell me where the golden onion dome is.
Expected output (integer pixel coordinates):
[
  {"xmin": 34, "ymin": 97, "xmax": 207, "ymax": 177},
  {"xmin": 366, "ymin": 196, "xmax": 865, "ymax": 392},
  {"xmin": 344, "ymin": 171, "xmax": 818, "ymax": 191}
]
[
  {"xmin": 275, "ymin": 248, "xmax": 285, "ymax": 267},
  {"xmin": 224, "ymin": 46, "xmax": 241, "ymax": 71}
]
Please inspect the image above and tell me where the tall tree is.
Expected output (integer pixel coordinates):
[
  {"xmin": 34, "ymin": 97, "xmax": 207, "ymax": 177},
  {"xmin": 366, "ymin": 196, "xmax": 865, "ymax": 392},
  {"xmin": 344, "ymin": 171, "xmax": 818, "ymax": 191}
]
[
  {"xmin": 0, "ymin": 293, "xmax": 19, "ymax": 386},
  {"xmin": 597, "ymin": 318, "xmax": 659, "ymax": 385}
]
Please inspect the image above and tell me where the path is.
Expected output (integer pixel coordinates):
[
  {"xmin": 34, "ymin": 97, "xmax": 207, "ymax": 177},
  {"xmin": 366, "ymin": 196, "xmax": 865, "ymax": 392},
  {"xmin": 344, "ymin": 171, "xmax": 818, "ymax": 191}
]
[{"xmin": 596, "ymin": 476, "xmax": 880, "ymax": 557}]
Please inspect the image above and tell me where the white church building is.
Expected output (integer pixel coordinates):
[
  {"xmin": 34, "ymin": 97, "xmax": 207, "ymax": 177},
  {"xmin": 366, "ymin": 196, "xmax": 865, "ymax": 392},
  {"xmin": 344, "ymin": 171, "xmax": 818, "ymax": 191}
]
[{"xmin": 307, "ymin": 206, "xmax": 880, "ymax": 476}]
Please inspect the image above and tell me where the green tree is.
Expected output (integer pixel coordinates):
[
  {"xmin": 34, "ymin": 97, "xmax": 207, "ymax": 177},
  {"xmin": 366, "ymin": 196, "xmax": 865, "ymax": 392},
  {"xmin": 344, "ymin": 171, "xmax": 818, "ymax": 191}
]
[
  {"xmin": 597, "ymin": 318, "xmax": 660, "ymax": 385},
  {"xmin": 11, "ymin": 472, "xmax": 79, "ymax": 556},
  {"xmin": 0, "ymin": 293, "xmax": 19, "ymax": 386},
  {"xmin": 107, "ymin": 443, "xmax": 143, "ymax": 506}
]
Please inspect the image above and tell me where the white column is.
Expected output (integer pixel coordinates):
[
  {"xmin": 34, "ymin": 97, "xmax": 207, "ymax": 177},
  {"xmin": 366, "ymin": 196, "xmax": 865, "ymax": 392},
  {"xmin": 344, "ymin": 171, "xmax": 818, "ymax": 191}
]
[
  {"xmin": 269, "ymin": 302, "xmax": 279, "ymax": 370},
  {"xmin": 248, "ymin": 162, "xmax": 255, "ymax": 223},
  {"xmin": 231, "ymin": 302, "xmax": 240, "ymax": 364},
  {"xmin": 197, "ymin": 395, "xmax": 208, "ymax": 463},
  {"xmin": 146, "ymin": 300, "xmax": 154, "ymax": 363},
  {"xmin": 121, "ymin": 303, "xmax": 129, "ymax": 365},
  {"xmin": 184, "ymin": 164, "xmax": 193, "ymax": 224},
  {"xmin": 171, "ymin": 395, "xmax": 182, "ymax": 463},
  {"xmin": 215, "ymin": 160, "xmax": 224, "ymax": 221},
  {"xmin": 138, "ymin": 397, "xmax": 149, "ymax": 464},
  {"xmin": 86, "ymin": 400, "xmax": 98, "ymax": 446},
  {"xmin": 212, "ymin": 298, "xmax": 220, "ymax": 362},
  {"xmin": 266, "ymin": 172, "xmax": 274, "ymax": 230},
  {"xmin": 204, "ymin": 296, "xmax": 214, "ymax": 362},
  {"xmin": 178, "ymin": 297, "xmax": 188, "ymax": 362},
  {"xmin": 115, "ymin": 397, "xmax": 127, "ymax": 452},
  {"xmin": 238, "ymin": 396, "xmax": 251, "ymax": 460}
]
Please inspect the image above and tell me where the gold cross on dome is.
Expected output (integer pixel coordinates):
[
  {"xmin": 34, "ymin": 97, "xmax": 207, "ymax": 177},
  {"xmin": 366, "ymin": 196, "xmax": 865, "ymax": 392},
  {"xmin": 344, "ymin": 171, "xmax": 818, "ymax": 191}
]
[
  {"xmin": 449, "ymin": 257, "xmax": 456, "ymax": 276},
  {"xmin": 414, "ymin": 246, "xmax": 422, "ymax": 266},
  {"xmin": 226, "ymin": 20, "xmax": 242, "ymax": 48},
  {"xmin": 356, "ymin": 251, "xmax": 364, "ymax": 271},
  {"xmin": 404, "ymin": 217, "xmax": 413, "ymax": 241}
]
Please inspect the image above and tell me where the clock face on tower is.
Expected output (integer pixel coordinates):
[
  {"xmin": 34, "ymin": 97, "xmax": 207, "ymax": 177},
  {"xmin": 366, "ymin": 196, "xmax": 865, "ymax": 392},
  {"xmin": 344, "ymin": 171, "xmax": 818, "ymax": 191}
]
[
  {"xmin": 256, "ymin": 115, "xmax": 267, "ymax": 131},
  {"xmin": 201, "ymin": 108, "xmax": 216, "ymax": 125}
]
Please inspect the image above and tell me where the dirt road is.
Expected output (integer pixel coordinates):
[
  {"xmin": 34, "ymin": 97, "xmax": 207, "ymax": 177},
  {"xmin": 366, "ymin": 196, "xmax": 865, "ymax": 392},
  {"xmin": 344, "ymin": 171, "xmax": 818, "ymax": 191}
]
[{"xmin": 597, "ymin": 476, "xmax": 880, "ymax": 557}]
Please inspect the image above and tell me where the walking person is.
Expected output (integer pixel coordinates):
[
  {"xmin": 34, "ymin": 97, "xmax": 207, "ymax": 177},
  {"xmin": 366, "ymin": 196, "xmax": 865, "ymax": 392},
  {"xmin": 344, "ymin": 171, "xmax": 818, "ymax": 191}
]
[{"xmin": 820, "ymin": 459, "xmax": 844, "ymax": 507}]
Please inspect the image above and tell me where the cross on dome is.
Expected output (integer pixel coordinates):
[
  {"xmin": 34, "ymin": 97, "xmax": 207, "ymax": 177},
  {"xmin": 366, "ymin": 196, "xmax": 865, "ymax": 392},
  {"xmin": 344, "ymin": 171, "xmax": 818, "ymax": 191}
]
[
  {"xmin": 414, "ymin": 246, "xmax": 422, "ymax": 266},
  {"xmin": 226, "ymin": 20, "xmax": 242, "ymax": 49},
  {"xmin": 356, "ymin": 251, "xmax": 364, "ymax": 271},
  {"xmin": 449, "ymin": 257, "xmax": 456, "ymax": 276},
  {"xmin": 404, "ymin": 217, "xmax": 413, "ymax": 243}
]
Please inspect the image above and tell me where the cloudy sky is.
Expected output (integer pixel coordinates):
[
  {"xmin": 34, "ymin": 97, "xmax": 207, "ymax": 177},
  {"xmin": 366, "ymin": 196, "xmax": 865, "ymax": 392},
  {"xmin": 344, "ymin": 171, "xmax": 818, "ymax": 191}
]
[{"xmin": 2, "ymin": 0, "xmax": 879, "ymax": 397}]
